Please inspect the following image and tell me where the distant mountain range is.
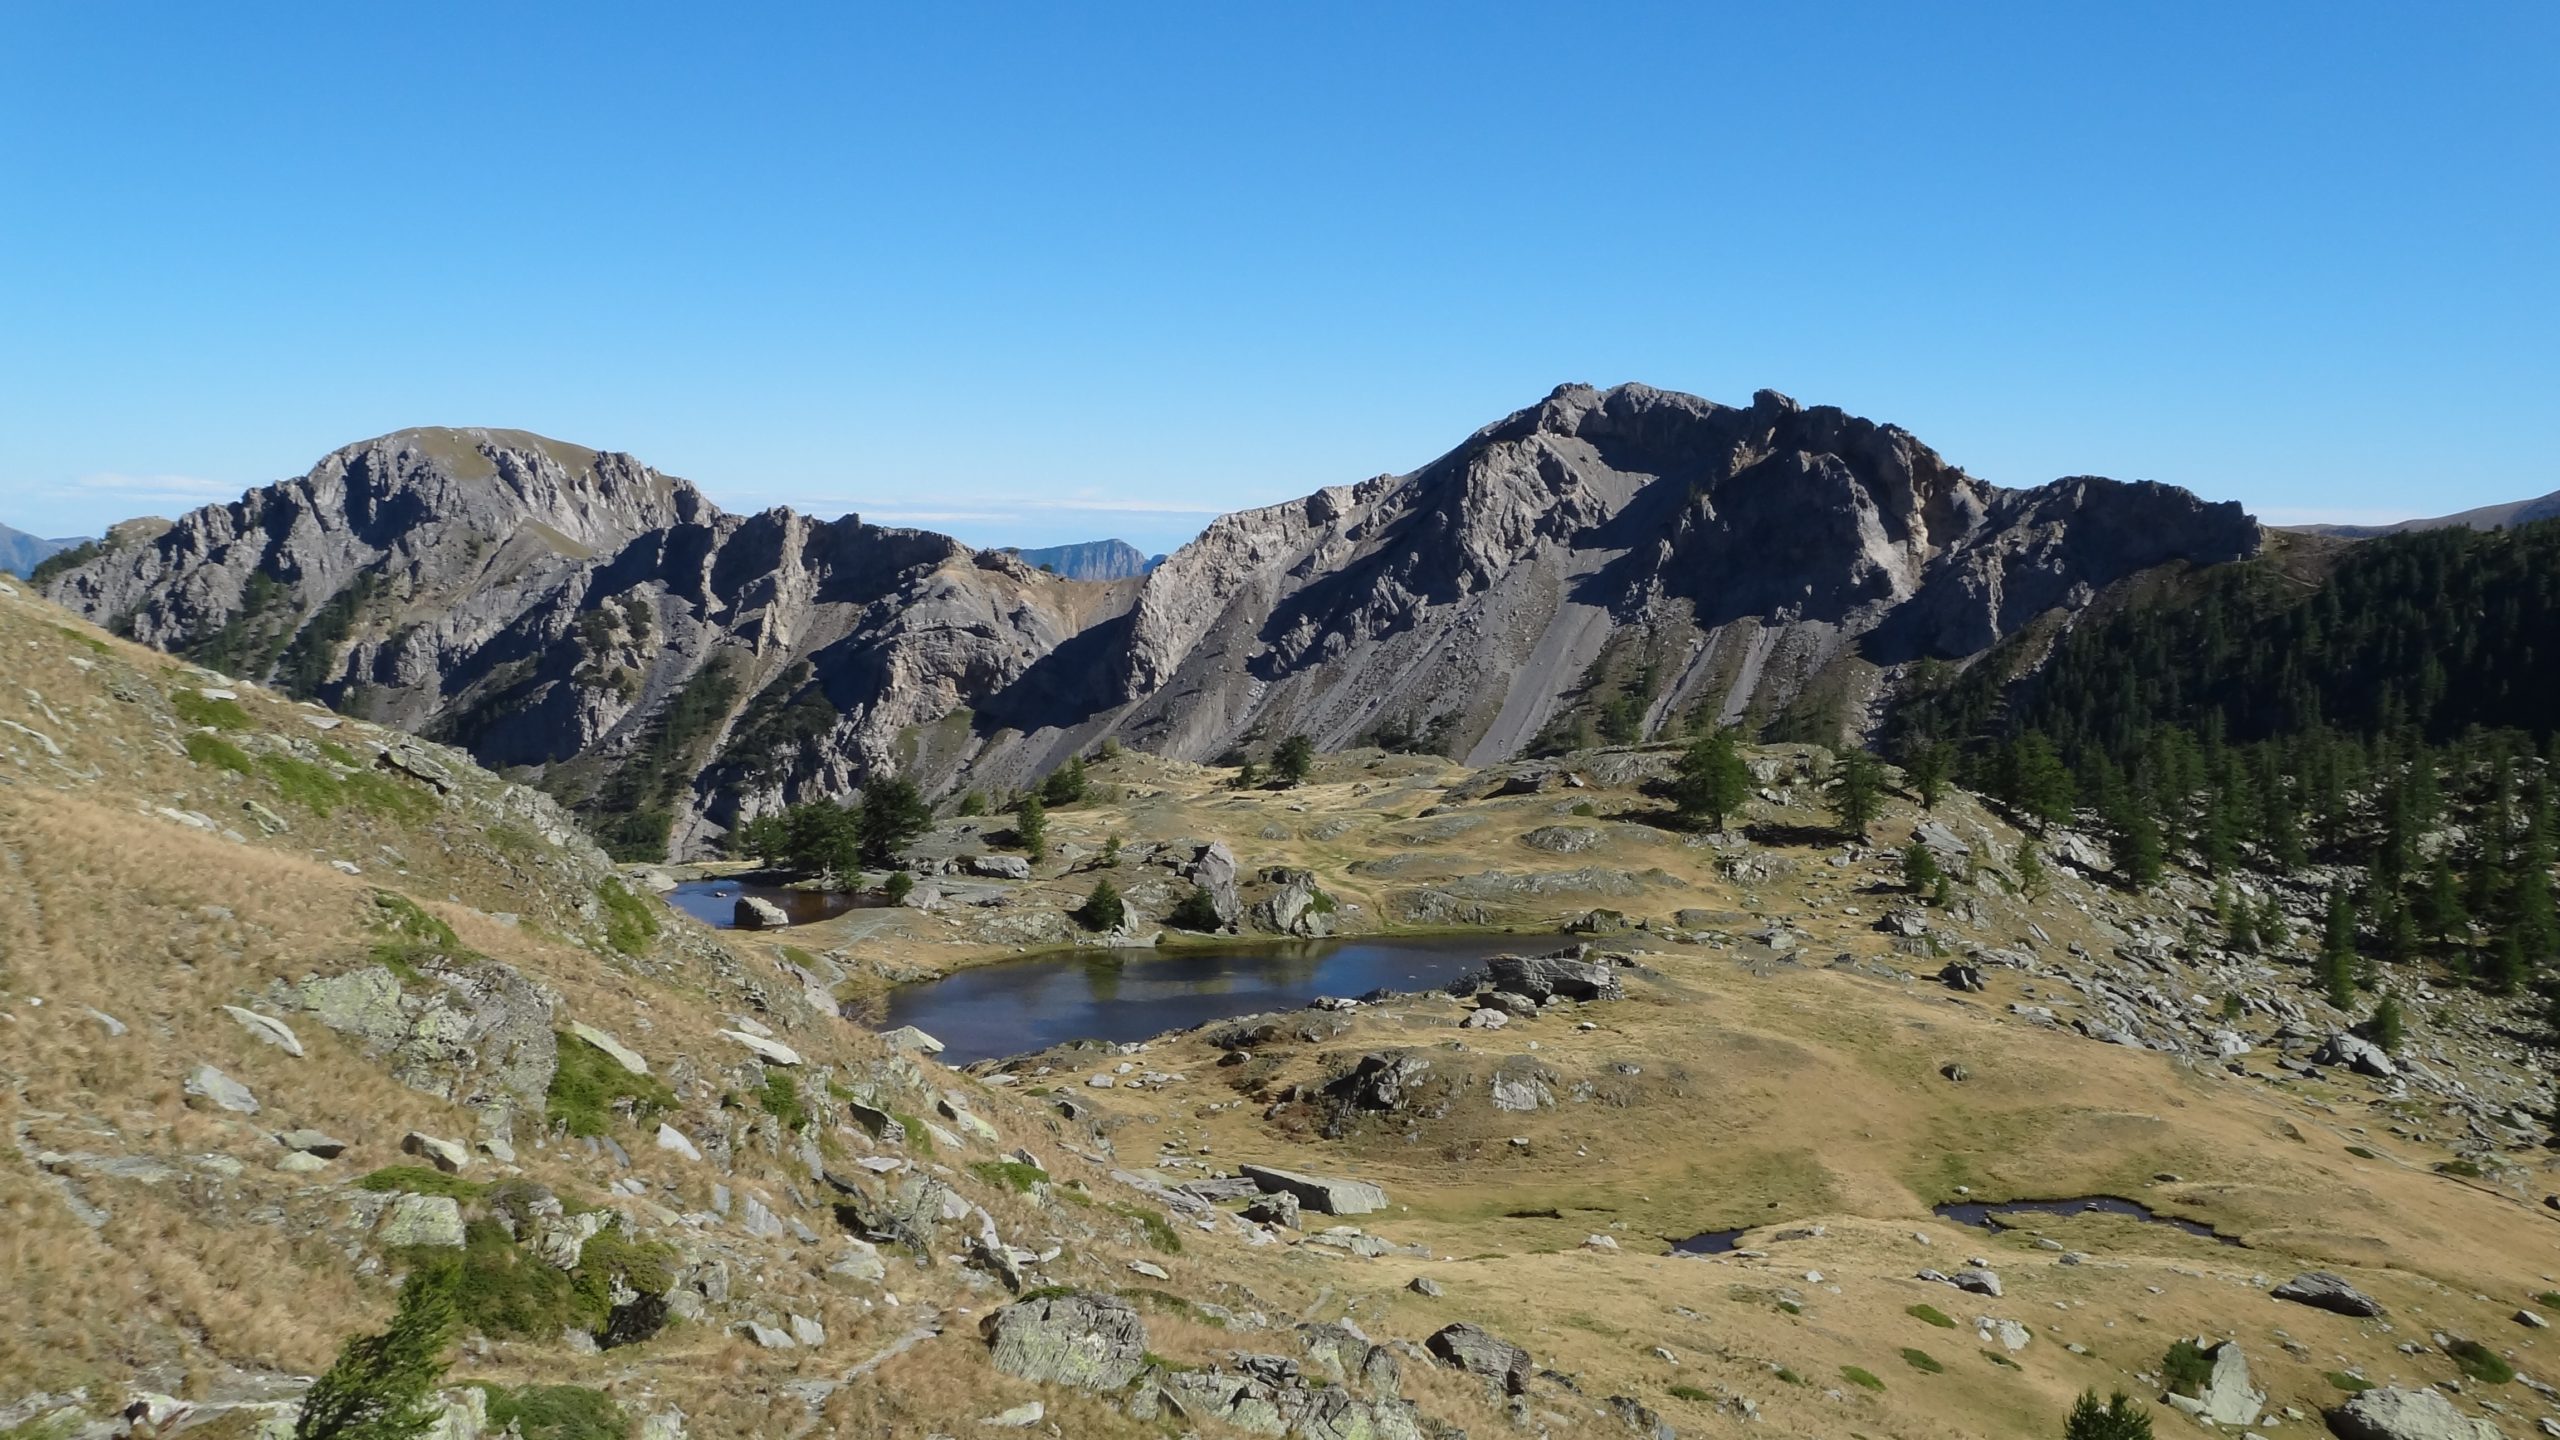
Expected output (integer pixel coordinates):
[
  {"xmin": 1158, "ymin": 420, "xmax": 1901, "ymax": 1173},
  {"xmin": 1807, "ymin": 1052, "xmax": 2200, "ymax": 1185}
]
[
  {"xmin": 2282, "ymin": 488, "xmax": 2560, "ymax": 538},
  {"xmin": 0, "ymin": 522, "xmax": 90, "ymax": 578},
  {"xmin": 1006, "ymin": 539, "xmax": 1164, "ymax": 580},
  {"xmin": 40, "ymin": 386, "xmax": 2259, "ymax": 860}
]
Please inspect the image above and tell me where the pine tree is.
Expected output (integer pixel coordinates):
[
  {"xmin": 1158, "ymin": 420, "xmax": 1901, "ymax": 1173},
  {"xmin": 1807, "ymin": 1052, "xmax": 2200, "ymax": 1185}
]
[
  {"xmin": 1672, "ymin": 727, "xmax": 1753, "ymax": 832},
  {"xmin": 2015, "ymin": 840, "xmax": 2049, "ymax": 900},
  {"xmin": 293, "ymin": 1268, "xmax": 457, "ymax": 1440},
  {"xmin": 857, "ymin": 776, "xmax": 932, "ymax": 868},
  {"xmin": 1014, "ymin": 792, "xmax": 1048, "ymax": 862},
  {"xmin": 2111, "ymin": 794, "xmax": 2165, "ymax": 890},
  {"xmin": 1826, "ymin": 749, "xmax": 1884, "ymax": 841},
  {"xmin": 2319, "ymin": 884, "xmax": 2360, "ymax": 1010},
  {"xmin": 1039, "ymin": 754, "xmax": 1089, "ymax": 807},
  {"xmin": 2421, "ymin": 856, "xmax": 2466, "ymax": 951},
  {"xmin": 2357, "ymin": 993, "xmax": 2406, "ymax": 1053},
  {"xmin": 1072, "ymin": 876, "xmax": 1125, "ymax": 932},
  {"xmin": 2004, "ymin": 732, "xmax": 2076, "ymax": 830},
  {"xmin": 1903, "ymin": 840, "xmax": 1942, "ymax": 898},
  {"xmin": 1274, "ymin": 734, "xmax": 1317, "ymax": 785},
  {"xmin": 2063, "ymin": 1389, "xmax": 2155, "ymax": 1440},
  {"xmin": 1904, "ymin": 741, "xmax": 1950, "ymax": 810}
]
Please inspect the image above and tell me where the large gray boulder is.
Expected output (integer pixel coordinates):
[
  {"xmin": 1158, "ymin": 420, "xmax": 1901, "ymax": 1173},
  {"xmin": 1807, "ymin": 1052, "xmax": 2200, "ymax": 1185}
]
[
  {"xmin": 732, "ymin": 895, "xmax": 791, "ymax": 929},
  {"xmin": 1487, "ymin": 949, "xmax": 1623, "ymax": 1003},
  {"xmin": 2274, "ymin": 1271, "xmax": 2386, "ymax": 1317},
  {"xmin": 1184, "ymin": 841, "xmax": 1241, "ymax": 925},
  {"xmin": 1425, "ymin": 1322, "xmax": 1531, "ymax": 1395},
  {"xmin": 2326, "ymin": 1386, "xmax": 2505, "ymax": 1440},
  {"xmin": 182, "ymin": 1063, "xmax": 259, "ymax": 1115},
  {"xmin": 377, "ymin": 1194, "xmax": 466, "ymax": 1248},
  {"xmin": 282, "ymin": 958, "xmax": 558, "ymax": 1124},
  {"xmin": 1239, "ymin": 1163, "xmax": 1388, "ymax": 1216},
  {"xmin": 2163, "ymin": 1340, "xmax": 2263, "ymax": 1427},
  {"xmin": 980, "ymin": 1291, "xmax": 1148, "ymax": 1391},
  {"xmin": 2317, "ymin": 1032, "xmax": 2400, "ymax": 1080}
]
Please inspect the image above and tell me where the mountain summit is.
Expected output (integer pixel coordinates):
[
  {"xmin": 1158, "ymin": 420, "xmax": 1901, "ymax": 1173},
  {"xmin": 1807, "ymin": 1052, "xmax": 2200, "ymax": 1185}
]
[{"xmin": 42, "ymin": 386, "xmax": 2259, "ymax": 860}]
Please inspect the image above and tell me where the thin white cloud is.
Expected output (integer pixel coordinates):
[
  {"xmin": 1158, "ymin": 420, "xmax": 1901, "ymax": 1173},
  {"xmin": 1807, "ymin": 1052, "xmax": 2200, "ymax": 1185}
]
[{"xmin": 55, "ymin": 472, "xmax": 240, "ymax": 501}]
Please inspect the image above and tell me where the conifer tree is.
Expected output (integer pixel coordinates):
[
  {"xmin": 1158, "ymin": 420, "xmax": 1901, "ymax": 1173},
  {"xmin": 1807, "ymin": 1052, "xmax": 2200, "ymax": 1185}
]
[
  {"xmin": 294, "ymin": 1268, "xmax": 457, "ymax": 1440},
  {"xmin": 1826, "ymin": 749, "xmax": 1884, "ymax": 841},
  {"xmin": 2063, "ymin": 1389, "xmax": 2154, "ymax": 1440},
  {"xmin": 2421, "ymin": 855, "xmax": 2465, "ymax": 951},
  {"xmin": 1903, "ymin": 839, "xmax": 1942, "ymax": 899},
  {"xmin": 1014, "ymin": 791, "xmax": 1048, "ymax": 861},
  {"xmin": 1672, "ymin": 727, "xmax": 1753, "ymax": 832},
  {"xmin": 2319, "ymin": 884, "xmax": 2360, "ymax": 1010},
  {"xmin": 1904, "ymin": 741, "xmax": 1950, "ymax": 810},
  {"xmin": 2015, "ymin": 840, "xmax": 2048, "ymax": 900},
  {"xmin": 1072, "ymin": 876, "xmax": 1125, "ymax": 932}
]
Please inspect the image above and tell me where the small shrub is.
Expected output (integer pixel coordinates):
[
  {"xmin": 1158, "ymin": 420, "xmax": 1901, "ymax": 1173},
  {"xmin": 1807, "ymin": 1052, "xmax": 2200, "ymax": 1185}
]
[
  {"xmin": 2064, "ymin": 1390, "xmax": 2155, "ymax": 1440},
  {"xmin": 1839, "ymin": 1365, "xmax": 1883, "ymax": 1392},
  {"xmin": 596, "ymin": 878, "xmax": 659, "ymax": 956},
  {"xmin": 1073, "ymin": 877, "xmax": 1126, "ymax": 932},
  {"xmin": 546, "ymin": 1031, "xmax": 677, "ymax": 1138},
  {"xmin": 968, "ymin": 1160, "xmax": 1047, "ymax": 1193},
  {"xmin": 1107, "ymin": 1201, "xmax": 1182, "ymax": 1254},
  {"xmin": 2161, "ymin": 1339, "xmax": 2214, "ymax": 1398},
  {"xmin": 1571, "ymin": 801, "xmax": 1597, "ymax": 817},
  {"xmin": 472, "ymin": 1385, "xmax": 627, "ymax": 1440},
  {"xmin": 355, "ymin": 1166, "xmax": 485, "ymax": 1201},
  {"xmin": 1166, "ymin": 887, "xmax": 1225, "ymax": 932},
  {"xmin": 755, "ymin": 1070, "xmax": 811, "ymax": 1130},
  {"xmin": 292, "ymin": 1268, "xmax": 455, "ymax": 1440},
  {"xmin": 2447, "ymin": 1338, "xmax": 2513, "ymax": 1384},
  {"xmin": 173, "ymin": 690, "xmax": 251, "ymax": 730},
  {"xmin": 184, "ymin": 732, "xmax": 254, "ymax": 774},
  {"xmin": 1900, "ymin": 1348, "xmax": 1944, "ymax": 1374},
  {"xmin": 881, "ymin": 871, "xmax": 915, "ymax": 904},
  {"xmin": 2435, "ymin": 1158, "xmax": 2484, "ymax": 1179},
  {"xmin": 1906, "ymin": 1303, "xmax": 1955, "ymax": 1328}
]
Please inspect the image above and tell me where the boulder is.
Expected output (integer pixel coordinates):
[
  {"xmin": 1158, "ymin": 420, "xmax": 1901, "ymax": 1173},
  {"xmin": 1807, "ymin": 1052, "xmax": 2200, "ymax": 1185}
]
[
  {"xmin": 1242, "ymin": 1191, "xmax": 1301, "ymax": 1228},
  {"xmin": 277, "ymin": 1128, "xmax": 349, "ymax": 1158},
  {"xmin": 965, "ymin": 854, "xmax": 1033, "ymax": 880},
  {"xmin": 655, "ymin": 1124, "xmax": 701, "ymax": 1162},
  {"xmin": 980, "ymin": 1291, "xmax": 1149, "ymax": 1390},
  {"xmin": 2162, "ymin": 1339, "xmax": 2262, "ymax": 1427},
  {"xmin": 182, "ymin": 1063, "xmax": 259, "ymax": 1115},
  {"xmin": 1936, "ymin": 962, "xmax": 1986, "ymax": 992},
  {"xmin": 1239, "ymin": 1163, "xmax": 1388, "ymax": 1216},
  {"xmin": 720, "ymin": 1029, "xmax": 803, "ymax": 1066},
  {"xmin": 2326, "ymin": 1386, "xmax": 2504, "ymax": 1440},
  {"xmin": 1607, "ymin": 1395, "xmax": 1676, "ymax": 1440},
  {"xmin": 220, "ymin": 1005, "xmax": 305, "ymax": 1057},
  {"xmin": 1425, "ymin": 1322, "xmax": 1531, "ymax": 1395},
  {"xmin": 377, "ymin": 1194, "xmax": 466, "ymax": 1248},
  {"xmin": 1521, "ymin": 825, "xmax": 1603, "ymax": 854},
  {"xmin": 1326, "ymin": 1051, "xmax": 1435, "ymax": 1113},
  {"xmin": 878, "ymin": 1025, "xmax": 945, "ymax": 1054},
  {"xmin": 2273, "ymin": 1271, "xmax": 2385, "ymax": 1317},
  {"xmin": 2317, "ymin": 1032, "xmax": 2399, "ymax": 1080},
  {"xmin": 1183, "ymin": 841, "xmax": 1242, "ymax": 925},
  {"xmin": 566, "ymin": 1021, "xmax": 650, "ymax": 1076},
  {"xmin": 1252, "ymin": 871, "xmax": 1335, "ymax": 938},
  {"xmin": 733, "ymin": 896, "xmax": 791, "ymax": 930},
  {"xmin": 401, "ymin": 1131, "xmax": 470, "ymax": 1174},
  {"xmin": 1487, "ymin": 949, "xmax": 1622, "ymax": 1003}
]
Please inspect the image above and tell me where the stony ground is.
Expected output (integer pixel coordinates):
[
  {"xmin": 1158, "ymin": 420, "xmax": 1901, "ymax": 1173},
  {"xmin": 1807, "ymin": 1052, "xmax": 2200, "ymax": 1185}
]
[{"xmin": 1, "ymin": 575, "xmax": 2555, "ymax": 1440}]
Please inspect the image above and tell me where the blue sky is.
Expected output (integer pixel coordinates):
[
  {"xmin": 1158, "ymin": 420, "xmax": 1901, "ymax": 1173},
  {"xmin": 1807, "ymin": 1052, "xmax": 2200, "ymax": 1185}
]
[{"xmin": 1, "ymin": 3, "xmax": 2552, "ymax": 552}]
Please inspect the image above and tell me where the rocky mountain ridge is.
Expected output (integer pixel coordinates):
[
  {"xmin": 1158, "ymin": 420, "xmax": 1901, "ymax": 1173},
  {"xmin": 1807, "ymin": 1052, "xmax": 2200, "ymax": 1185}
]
[
  {"xmin": 42, "ymin": 387, "xmax": 2262, "ymax": 861},
  {"xmin": 2283, "ymin": 487, "xmax": 2560, "ymax": 538},
  {"xmin": 0, "ymin": 521, "xmax": 89, "ymax": 578},
  {"xmin": 1008, "ymin": 539, "xmax": 1161, "ymax": 580}
]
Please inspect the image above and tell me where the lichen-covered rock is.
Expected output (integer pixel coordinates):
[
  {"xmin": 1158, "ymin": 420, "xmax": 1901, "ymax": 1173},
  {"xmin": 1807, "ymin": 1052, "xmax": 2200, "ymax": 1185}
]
[
  {"xmin": 182, "ymin": 1063, "xmax": 259, "ymax": 1114},
  {"xmin": 377, "ymin": 1194, "xmax": 466, "ymax": 1248},
  {"xmin": 281, "ymin": 959, "xmax": 558, "ymax": 1125},
  {"xmin": 1487, "ymin": 949, "xmax": 1622, "ymax": 1003},
  {"xmin": 2273, "ymin": 1271, "xmax": 2385, "ymax": 1317},
  {"xmin": 980, "ymin": 1290, "xmax": 1148, "ymax": 1390},
  {"xmin": 1240, "ymin": 1164, "xmax": 1388, "ymax": 1216},
  {"xmin": 2326, "ymin": 1386, "xmax": 2504, "ymax": 1440}
]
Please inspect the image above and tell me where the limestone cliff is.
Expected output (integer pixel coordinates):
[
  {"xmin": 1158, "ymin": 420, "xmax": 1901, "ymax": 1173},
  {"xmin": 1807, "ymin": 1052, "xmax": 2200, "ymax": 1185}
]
[{"xmin": 44, "ymin": 389, "xmax": 2261, "ymax": 859}]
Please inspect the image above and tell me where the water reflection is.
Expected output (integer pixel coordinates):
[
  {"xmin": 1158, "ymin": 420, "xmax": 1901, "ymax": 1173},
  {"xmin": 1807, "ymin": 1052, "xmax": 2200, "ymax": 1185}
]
[
  {"xmin": 666, "ymin": 879, "xmax": 865, "ymax": 928},
  {"xmin": 872, "ymin": 934, "xmax": 1549, "ymax": 1065}
]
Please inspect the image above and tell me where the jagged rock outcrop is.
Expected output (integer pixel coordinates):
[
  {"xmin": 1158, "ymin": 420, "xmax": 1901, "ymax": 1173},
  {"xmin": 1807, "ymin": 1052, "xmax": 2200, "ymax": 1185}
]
[{"xmin": 47, "ymin": 388, "xmax": 2260, "ymax": 859}]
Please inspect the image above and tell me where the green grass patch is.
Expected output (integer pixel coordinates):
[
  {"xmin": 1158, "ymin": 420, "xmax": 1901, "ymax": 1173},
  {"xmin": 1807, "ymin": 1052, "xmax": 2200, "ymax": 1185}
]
[
  {"xmin": 1773, "ymin": 1367, "xmax": 1807, "ymax": 1386},
  {"xmin": 597, "ymin": 878, "xmax": 658, "ymax": 955},
  {"xmin": 2326, "ymin": 1371, "xmax": 2373, "ymax": 1393},
  {"xmin": 2537, "ymin": 1292, "xmax": 2560, "ymax": 1308},
  {"xmin": 2162, "ymin": 1338, "xmax": 2215, "ymax": 1398},
  {"xmin": 891, "ymin": 1110, "xmax": 934, "ymax": 1156},
  {"xmin": 355, "ymin": 1166, "xmax": 485, "ymax": 1201},
  {"xmin": 547, "ymin": 1030, "xmax": 677, "ymax": 1138},
  {"xmin": 1984, "ymin": 1352, "xmax": 2020, "ymax": 1369},
  {"xmin": 2446, "ymin": 1338, "xmax": 2513, "ymax": 1385},
  {"xmin": 1122, "ymin": 1289, "xmax": 1226, "ymax": 1327},
  {"xmin": 969, "ymin": 1160, "xmax": 1048, "ymax": 1193},
  {"xmin": 53, "ymin": 624, "xmax": 110, "ymax": 656},
  {"xmin": 2345, "ymin": 1145, "xmax": 2378, "ymax": 1159},
  {"xmin": 755, "ymin": 1070, "xmax": 811, "ymax": 1130},
  {"xmin": 470, "ymin": 1384, "xmax": 628, "ymax": 1440},
  {"xmin": 183, "ymin": 731, "xmax": 254, "ymax": 774},
  {"xmin": 1900, "ymin": 1348, "xmax": 1944, "ymax": 1374},
  {"xmin": 1667, "ymin": 1385, "xmax": 1711, "ymax": 1403},
  {"xmin": 1840, "ymin": 1365, "xmax": 1884, "ymax": 1392},
  {"xmin": 407, "ymin": 1220, "xmax": 674, "ymax": 1344},
  {"xmin": 172, "ymin": 690, "xmax": 251, "ymax": 730},
  {"xmin": 1107, "ymin": 1201, "xmax": 1183, "ymax": 1254},
  {"xmin": 1776, "ymin": 1299, "xmax": 1803, "ymax": 1315},
  {"xmin": 1906, "ymin": 1303, "xmax": 1956, "ymax": 1329},
  {"xmin": 2434, "ymin": 1159, "xmax": 2485, "ymax": 1179}
]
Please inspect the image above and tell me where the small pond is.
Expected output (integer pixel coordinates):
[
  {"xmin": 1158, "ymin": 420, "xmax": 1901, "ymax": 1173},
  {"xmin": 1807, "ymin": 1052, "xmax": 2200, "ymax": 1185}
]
[
  {"xmin": 1671, "ymin": 1229, "xmax": 1751, "ymax": 1256},
  {"xmin": 1932, "ymin": 1196, "xmax": 2241, "ymax": 1246},
  {"xmin": 868, "ymin": 934, "xmax": 1556, "ymax": 1065},
  {"xmin": 666, "ymin": 878, "xmax": 872, "ymax": 929}
]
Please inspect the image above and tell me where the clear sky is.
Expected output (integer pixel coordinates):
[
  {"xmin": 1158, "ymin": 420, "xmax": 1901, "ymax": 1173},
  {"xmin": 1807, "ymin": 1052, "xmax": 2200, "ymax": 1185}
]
[{"xmin": 1, "ymin": 3, "xmax": 2552, "ymax": 552}]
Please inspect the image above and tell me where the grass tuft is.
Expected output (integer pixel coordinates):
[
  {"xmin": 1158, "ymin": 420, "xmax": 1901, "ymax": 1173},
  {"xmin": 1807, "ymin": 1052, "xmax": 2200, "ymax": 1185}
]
[
  {"xmin": 968, "ymin": 1160, "xmax": 1048, "ymax": 1194},
  {"xmin": 1106, "ymin": 1201, "xmax": 1183, "ymax": 1254},
  {"xmin": 183, "ymin": 731, "xmax": 254, "ymax": 774},
  {"xmin": 471, "ymin": 1384, "xmax": 628, "ymax": 1440},
  {"xmin": 597, "ymin": 877, "xmax": 658, "ymax": 955},
  {"xmin": 1900, "ymin": 1348, "xmax": 1944, "ymax": 1374},
  {"xmin": 2326, "ymin": 1371, "xmax": 2373, "ymax": 1393},
  {"xmin": 1906, "ymin": 1303, "xmax": 1955, "ymax": 1329},
  {"xmin": 547, "ymin": 1031, "xmax": 677, "ymax": 1138},
  {"xmin": 1840, "ymin": 1365, "xmax": 1884, "ymax": 1392},
  {"xmin": 172, "ymin": 690, "xmax": 251, "ymax": 730},
  {"xmin": 355, "ymin": 1166, "xmax": 485, "ymax": 1201},
  {"xmin": 2446, "ymin": 1338, "xmax": 2512, "ymax": 1385}
]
